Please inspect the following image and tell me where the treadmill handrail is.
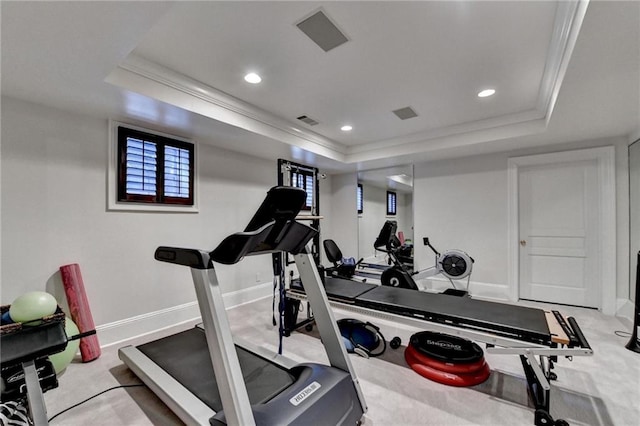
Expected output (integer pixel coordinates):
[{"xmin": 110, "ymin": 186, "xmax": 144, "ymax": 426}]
[
  {"xmin": 211, "ymin": 220, "xmax": 317, "ymax": 265},
  {"xmin": 154, "ymin": 220, "xmax": 317, "ymax": 267},
  {"xmin": 155, "ymin": 247, "xmax": 211, "ymax": 269},
  {"xmin": 243, "ymin": 186, "xmax": 306, "ymax": 232}
]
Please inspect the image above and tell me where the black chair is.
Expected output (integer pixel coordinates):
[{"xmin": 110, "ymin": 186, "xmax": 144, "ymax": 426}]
[{"xmin": 323, "ymin": 239, "xmax": 362, "ymax": 279}]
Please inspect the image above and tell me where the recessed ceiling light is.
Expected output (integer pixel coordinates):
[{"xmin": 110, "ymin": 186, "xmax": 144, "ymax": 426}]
[
  {"xmin": 477, "ymin": 89, "xmax": 495, "ymax": 98},
  {"xmin": 244, "ymin": 73, "xmax": 262, "ymax": 84},
  {"xmin": 341, "ymin": 125, "xmax": 353, "ymax": 131}
]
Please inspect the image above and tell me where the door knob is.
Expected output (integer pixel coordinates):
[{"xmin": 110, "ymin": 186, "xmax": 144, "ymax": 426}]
[{"xmin": 520, "ymin": 240, "xmax": 527, "ymax": 246}]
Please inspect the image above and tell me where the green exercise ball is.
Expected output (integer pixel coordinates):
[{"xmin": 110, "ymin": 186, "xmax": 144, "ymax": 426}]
[
  {"xmin": 9, "ymin": 291, "xmax": 57, "ymax": 325},
  {"xmin": 49, "ymin": 317, "xmax": 80, "ymax": 374}
]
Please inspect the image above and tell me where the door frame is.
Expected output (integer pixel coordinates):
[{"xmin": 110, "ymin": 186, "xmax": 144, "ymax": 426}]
[{"xmin": 507, "ymin": 146, "xmax": 616, "ymax": 314}]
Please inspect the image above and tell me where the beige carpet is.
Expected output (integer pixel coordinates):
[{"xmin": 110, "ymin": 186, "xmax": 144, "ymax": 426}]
[{"xmin": 39, "ymin": 297, "xmax": 639, "ymax": 425}]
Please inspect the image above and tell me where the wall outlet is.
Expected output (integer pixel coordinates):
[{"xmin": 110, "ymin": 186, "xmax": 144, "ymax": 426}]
[{"xmin": 256, "ymin": 273, "xmax": 261, "ymax": 282}]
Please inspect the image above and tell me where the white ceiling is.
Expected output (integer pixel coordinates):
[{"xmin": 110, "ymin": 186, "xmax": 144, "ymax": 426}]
[{"xmin": 2, "ymin": 1, "xmax": 638, "ymax": 174}]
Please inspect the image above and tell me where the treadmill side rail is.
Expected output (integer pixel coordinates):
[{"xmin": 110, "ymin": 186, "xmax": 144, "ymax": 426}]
[
  {"xmin": 155, "ymin": 246, "xmax": 211, "ymax": 269},
  {"xmin": 118, "ymin": 345, "xmax": 215, "ymax": 425},
  {"xmin": 294, "ymin": 250, "xmax": 368, "ymax": 416},
  {"xmin": 190, "ymin": 259, "xmax": 257, "ymax": 426}
]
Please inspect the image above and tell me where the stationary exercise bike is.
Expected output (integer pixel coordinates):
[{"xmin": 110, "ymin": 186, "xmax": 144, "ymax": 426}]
[
  {"xmin": 376, "ymin": 221, "xmax": 473, "ymax": 295},
  {"xmin": 323, "ymin": 239, "xmax": 364, "ymax": 280}
]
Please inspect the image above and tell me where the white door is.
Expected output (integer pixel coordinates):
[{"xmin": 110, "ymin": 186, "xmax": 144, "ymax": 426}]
[{"xmin": 518, "ymin": 159, "xmax": 600, "ymax": 308}]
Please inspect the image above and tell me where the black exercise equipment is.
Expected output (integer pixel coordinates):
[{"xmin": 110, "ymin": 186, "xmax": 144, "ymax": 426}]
[
  {"xmin": 389, "ymin": 336, "xmax": 402, "ymax": 349},
  {"xmin": 323, "ymin": 239, "xmax": 363, "ymax": 280},
  {"xmin": 337, "ymin": 318, "xmax": 386, "ymax": 358},
  {"xmin": 119, "ymin": 186, "xmax": 367, "ymax": 425},
  {"xmin": 287, "ymin": 276, "xmax": 593, "ymax": 426},
  {"xmin": 410, "ymin": 331, "xmax": 484, "ymax": 363},
  {"xmin": 0, "ymin": 306, "xmax": 96, "ymax": 425},
  {"xmin": 626, "ymin": 251, "xmax": 640, "ymax": 353},
  {"xmin": 375, "ymin": 220, "xmax": 473, "ymax": 295}
]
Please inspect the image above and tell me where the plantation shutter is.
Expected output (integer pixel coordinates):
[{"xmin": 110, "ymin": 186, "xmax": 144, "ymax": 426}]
[
  {"xmin": 164, "ymin": 145, "xmax": 190, "ymax": 198},
  {"xmin": 125, "ymin": 137, "xmax": 157, "ymax": 196},
  {"xmin": 387, "ymin": 191, "xmax": 397, "ymax": 215}
]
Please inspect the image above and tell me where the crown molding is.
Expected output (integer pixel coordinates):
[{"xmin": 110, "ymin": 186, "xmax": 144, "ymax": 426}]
[
  {"xmin": 537, "ymin": 0, "xmax": 590, "ymax": 123},
  {"xmin": 346, "ymin": 0, "xmax": 589, "ymax": 162},
  {"xmin": 106, "ymin": 1, "xmax": 589, "ymax": 165},
  {"xmin": 346, "ymin": 117, "xmax": 548, "ymax": 163},
  {"xmin": 106, "ymin": 55, "xmax": 347, "ymax": 162},
  {"xmin": 348, "ymin": 109, "xmax": 545, "ymax": 157}
]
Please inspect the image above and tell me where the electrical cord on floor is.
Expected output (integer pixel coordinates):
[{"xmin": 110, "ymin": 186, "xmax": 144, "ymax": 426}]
[
  {"xmin": 48, "ymin": 384, "xmax": 145, "ymax": 423},
  {"xmin": 614, "ymin": 330, "xmax": 640, "ymax": 345}
]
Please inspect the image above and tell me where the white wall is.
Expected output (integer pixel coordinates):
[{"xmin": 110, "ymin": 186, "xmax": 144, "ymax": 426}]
[
  {"xmin": 318, "ymin": 173, "xmax": 333, "ymax": 265},
  {"xmin": 1, "ymin": 97, "xmax": 284, "ymax": 342},
  {"xmin": 413, "ymin": 136, "xmax": 631, "ymax": 310},
  {"xmin": 630, "ymin": 139, "xmax": 640, "ymax": 302},
  {"xmin": 414, "ymin": 155, "xmax": 509, "ymax": 292}
]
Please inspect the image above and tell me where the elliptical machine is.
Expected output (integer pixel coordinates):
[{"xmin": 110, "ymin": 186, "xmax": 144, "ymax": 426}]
[{"xmin": 376, "ymin": 221, "xmax": 473, "ymax": 296}]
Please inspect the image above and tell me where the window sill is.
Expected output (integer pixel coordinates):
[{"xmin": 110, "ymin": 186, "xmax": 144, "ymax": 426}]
[{"xmin": 107, "ymin": 200, "xmax": 199, "ymax": 213}]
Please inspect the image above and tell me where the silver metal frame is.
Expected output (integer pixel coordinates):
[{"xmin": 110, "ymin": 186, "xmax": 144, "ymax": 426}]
[
  {"xmin": 286, "ymin": 290, "xmax": 593, "ymax": 391},
  {"xmin": 119, "ymin": 345, "xmax": 214, "ymax": 425},
  {"xmin": 120, "ymin": 248, "xmax": 367, "ymax": 425},
  {"xmin": 190, "ymin": 256, "xmax": 255, "ymax": 426},
  {"xmin": 294, "ymin": 250, "xmax": 367, "ymax": 413},
  {"xmin": 23, "ymin": 359, "xmax": 48, "ymax": 426}
]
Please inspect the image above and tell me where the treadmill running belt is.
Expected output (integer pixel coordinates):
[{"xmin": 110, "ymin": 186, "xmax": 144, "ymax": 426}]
[
  {"xmin": 355, "ymin": 286, "xmax": 551, "ymax": 344},
  {"xmin": 137, "ymin": 328, "xmax": 295, "ymax": 412}
]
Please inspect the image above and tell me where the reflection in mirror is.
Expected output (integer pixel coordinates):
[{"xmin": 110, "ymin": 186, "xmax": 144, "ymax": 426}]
[
  {"xmin": 357, "ymin": 165, "xmax": 413, "ymax": 263},
  {"xmin": 630, "ymin": 139, "xmax": 640, "ymax": 304}
]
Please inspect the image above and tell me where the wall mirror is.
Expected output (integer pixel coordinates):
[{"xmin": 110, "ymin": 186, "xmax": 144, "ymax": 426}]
[
  {"xmin": 630, "ymin": 139, "xmax": 640, "ymax": 304},
  {"xmin": 357, "ymin": 165, "xmax": 414, "ymax": 262}
]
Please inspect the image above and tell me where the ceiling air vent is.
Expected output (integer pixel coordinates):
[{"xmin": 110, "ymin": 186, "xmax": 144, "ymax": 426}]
[
  {"xmin": 297, "ymin": 115, "xmax": 319, "ymax": 126},
  {"xmin": 392, "ymin": 107, "xmax": 419, "ymax": 120},
  {"xmin": 296, "ymin": 10, "xmax": 349, "ymax": 52}
]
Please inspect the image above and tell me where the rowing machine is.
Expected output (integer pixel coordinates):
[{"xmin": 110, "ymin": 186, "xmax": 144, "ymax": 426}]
[
  {"xmin": 377, "ymin": 222, "xmax": 473, "ymax": 294},
  {"xmin": 410, "ymin": 238, "xmax": 474, "ymax": 294}
]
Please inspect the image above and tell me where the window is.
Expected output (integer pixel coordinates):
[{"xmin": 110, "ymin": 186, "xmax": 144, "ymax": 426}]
[
  {"xmin": 387, "ymin": 191, "xmax": 397, "ymax": 216},
  {"xmin": 290, "ymin": 168, "xmax": 314, "ymax": 211},
  {"xmin": 117, "ymin": 126, "xmax": 194, "ymax": 206},
  {"xmin": 357, "ymin": 184, "xmax": 363, "ymax": 214}
]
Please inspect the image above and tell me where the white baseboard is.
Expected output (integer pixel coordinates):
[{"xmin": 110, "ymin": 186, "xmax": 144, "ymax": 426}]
[
  {"xmin": 418, "ymin": 277, "xmax": 510, "ymax": 302},
  {"xmin": 98, "ymin": 281, "xmax": 273, "ymax": 348},
  {"xmin": 616, "ymin": 298, "xmax": 635, "ymax": 325}
]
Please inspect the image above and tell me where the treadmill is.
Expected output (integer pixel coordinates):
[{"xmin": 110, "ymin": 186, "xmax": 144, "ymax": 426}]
[{"xmin": 119, "ymin": 186, "xmax": 367, "ymax": 425}]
